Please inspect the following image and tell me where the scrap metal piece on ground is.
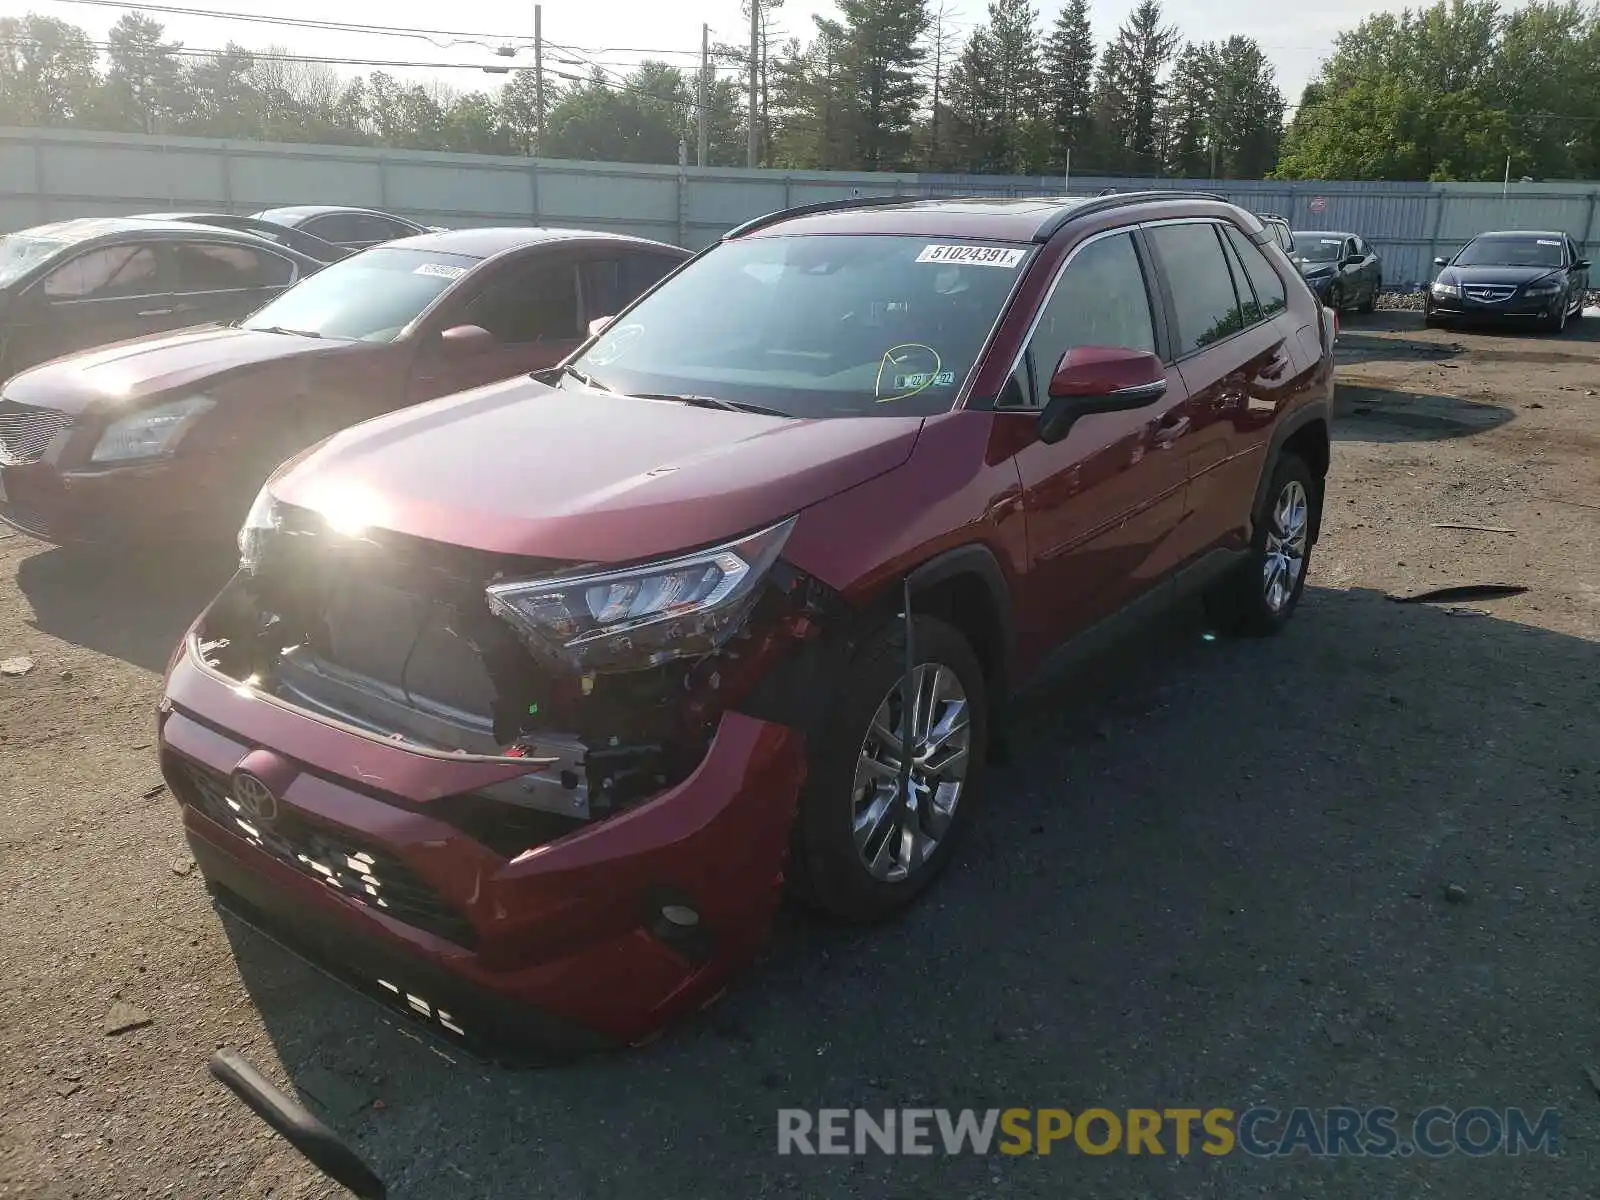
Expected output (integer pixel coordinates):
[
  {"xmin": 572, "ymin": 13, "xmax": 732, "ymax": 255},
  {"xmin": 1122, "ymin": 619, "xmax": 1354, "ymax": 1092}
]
[{"xmin": 1431, "ymin": 522, "xmax": 1516, "ymax": 534}]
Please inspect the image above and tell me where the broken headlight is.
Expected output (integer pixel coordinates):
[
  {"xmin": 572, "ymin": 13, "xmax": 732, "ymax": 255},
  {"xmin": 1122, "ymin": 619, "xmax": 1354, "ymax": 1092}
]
[
  {"xmin": 485, "ymin": 516, "xmax": 796, "ymax": 672},
  {"xmin": 237, "ymin": 481, "xmax": 282, "ymax": 573}
]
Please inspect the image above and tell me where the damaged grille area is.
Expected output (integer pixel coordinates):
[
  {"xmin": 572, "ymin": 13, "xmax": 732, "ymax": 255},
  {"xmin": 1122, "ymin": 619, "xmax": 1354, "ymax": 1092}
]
[
  {"xmin": 175, "ymin": 757, "xmax": 479, "ymax": 948},
  {"xmin": 195, "ymin": 501, "xmax": 841, "ymax": 858},
  {"xmin": 0, "ymin": 400, "xmax": 70, "ymax": 465}
]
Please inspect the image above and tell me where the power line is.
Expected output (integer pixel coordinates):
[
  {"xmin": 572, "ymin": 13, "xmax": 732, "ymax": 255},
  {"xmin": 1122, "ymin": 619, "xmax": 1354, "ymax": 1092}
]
[{"xmin": 31, "ymin": 0, "xmax": 526, "ymax": 48}]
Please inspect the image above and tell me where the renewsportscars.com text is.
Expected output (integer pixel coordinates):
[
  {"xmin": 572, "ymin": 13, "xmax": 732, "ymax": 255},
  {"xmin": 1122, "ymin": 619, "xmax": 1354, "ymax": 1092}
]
[{"xmin": 777, "ymin": 1107, "xmax": 1559, "ymax": 1158}]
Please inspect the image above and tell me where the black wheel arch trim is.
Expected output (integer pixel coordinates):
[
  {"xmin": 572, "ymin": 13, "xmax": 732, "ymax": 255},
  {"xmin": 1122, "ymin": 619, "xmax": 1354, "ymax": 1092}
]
[
  {"xmin": 1253, "ymin": 402, "xmax": 1332, "ymax": 543},
  {"xmin": 904, "ymin": 542, "xmax": 1018, "ymax": 700}
]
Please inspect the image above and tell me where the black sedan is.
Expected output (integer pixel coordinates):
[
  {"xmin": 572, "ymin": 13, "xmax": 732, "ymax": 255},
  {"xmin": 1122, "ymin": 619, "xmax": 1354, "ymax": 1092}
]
[
  {"xmin": 1425, "ymin": 230, "xmax": 1590, "ymax": 333},
  {"xmin": 251, "ymin": 206, "xmax": 444, "ymax": 252},
  {"xmin": 0, "ymin": 217, "xmax": 324, "ymax": 382},
  {"xmin": 1289, "ymin": 229, "xmax": 1383, "ymax": 313},
  {"xmin": 132, "ymin": 212, "xmax": 350, "ymax": 264}
]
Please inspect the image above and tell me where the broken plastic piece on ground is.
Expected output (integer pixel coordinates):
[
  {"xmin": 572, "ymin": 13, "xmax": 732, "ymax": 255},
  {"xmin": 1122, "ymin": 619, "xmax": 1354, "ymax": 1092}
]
[
  {"xmin": 0, "ymin": 656, "xmax": 35, "ymax": 676},
  {"xmin": 1386, "ymin": 584, "xmax": 1528, "ymax": 605}
]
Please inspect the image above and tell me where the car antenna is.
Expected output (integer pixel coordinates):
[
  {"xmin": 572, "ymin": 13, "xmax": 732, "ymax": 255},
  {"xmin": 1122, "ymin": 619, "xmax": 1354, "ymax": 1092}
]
[{"xmin": 899, "ymin": 577, "xmax": 915, "ymax": 826}]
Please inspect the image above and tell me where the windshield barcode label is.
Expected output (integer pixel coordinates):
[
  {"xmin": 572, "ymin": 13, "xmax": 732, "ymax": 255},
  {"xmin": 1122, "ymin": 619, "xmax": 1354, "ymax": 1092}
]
[
  {"xmin": 414, "ymin": 263, "xmax": 466, "ymax": 278},
  {"xmin": 916, "ymin": 245, "xmax": 1025, "ymax": 268}
]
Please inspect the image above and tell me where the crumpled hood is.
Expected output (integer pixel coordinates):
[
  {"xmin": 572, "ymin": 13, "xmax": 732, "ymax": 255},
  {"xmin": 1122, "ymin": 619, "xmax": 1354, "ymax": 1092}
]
[
  {"xmin": 1438, "ymin": 264, "xmax": 1562, "ymax": 289},
  {"xmin": 272, "ymin": 377, "xmax": 926, "ymax": 563},
  {"xmin": 2, "ymin": 325, "xmax": 337, "ymax": 415}
]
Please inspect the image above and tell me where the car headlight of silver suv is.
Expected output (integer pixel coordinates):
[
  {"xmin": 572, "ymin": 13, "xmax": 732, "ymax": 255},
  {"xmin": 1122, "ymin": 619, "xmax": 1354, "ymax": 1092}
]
[
  {"xmin": 486, "ymin": 516, "xmax": 796, "ymax": 672},
  {"xmin": 91, "ymin": 394, "xmax": 214, "ymax": 464}
]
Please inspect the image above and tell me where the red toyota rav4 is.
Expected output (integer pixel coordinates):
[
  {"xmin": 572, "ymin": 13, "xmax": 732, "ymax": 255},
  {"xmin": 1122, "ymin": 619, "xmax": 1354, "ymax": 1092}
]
[{"xmin": 158, "ymin": 192, "xmax": 1334, "ymax": 1059}]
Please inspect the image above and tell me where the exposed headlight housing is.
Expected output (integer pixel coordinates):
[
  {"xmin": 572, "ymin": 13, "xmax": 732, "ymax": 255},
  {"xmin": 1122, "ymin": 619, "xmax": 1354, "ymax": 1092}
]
[
  {"xmin": 90, "ymin": 395, "xmax": 214, "ymax": 464},
  {"xmin": 1431, "ymin": 281, "xmax": 1460, "ymax": 298},
  {"xmin": 486, "ymin": 516, "xmax": 796, "ymax": 672},
  {"xmin": 237, "ymin": 481, "xmax": 282, "ymax": 573}
]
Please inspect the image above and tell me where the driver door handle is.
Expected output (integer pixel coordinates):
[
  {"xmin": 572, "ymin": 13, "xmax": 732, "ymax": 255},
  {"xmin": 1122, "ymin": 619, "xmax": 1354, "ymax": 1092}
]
[{"xmin": 1154, "ymin": 413, "xmax": 1190, "ymax": 445}]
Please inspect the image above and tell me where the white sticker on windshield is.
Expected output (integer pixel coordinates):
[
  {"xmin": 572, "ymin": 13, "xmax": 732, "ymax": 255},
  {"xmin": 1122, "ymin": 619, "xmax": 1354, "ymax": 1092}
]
[
  {"xmin": 1320, "ymin": 239, "xmax": 1343, "ymax": 245},
  {"xmin": 414, "ymin": 263, "xmax": 466, "ymax": 279},
  {"xmin": 916, "ymin": 244, "xmax": 1025, "ymax": 268},
  {"xmin": 1537, "ymin": 238, "xmax": 1561, "ymax": 246}
]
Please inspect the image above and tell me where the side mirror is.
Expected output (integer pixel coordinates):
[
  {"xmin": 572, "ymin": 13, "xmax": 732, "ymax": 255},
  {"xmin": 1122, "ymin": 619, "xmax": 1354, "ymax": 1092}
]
[
  {"xmin": 1577, "ymin": 259, "xmax": 1591, "ymax": 271},
  {"xmin": 1433, "ymin": 256, "xmax": 1449, "ymax": 267},
  {"xmin": 588, "ymin": 315, "xmax": 615, "ymax": 338},
  {"xmin": 1343, "ymin": 253, "xmax": 1363, "ymax": 265},
  {"xmin": 1038, "ymin": 346, "xmax": 1168, "ymax": 446},
  {"xmin": 438, "ymin": 323, "xmax": 494, "ymax": 357}
]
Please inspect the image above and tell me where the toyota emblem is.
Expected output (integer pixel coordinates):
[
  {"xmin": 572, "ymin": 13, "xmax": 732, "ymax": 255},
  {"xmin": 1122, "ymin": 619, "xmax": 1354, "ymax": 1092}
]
[{"xmin": 231, "ymin": 771, "xmax": 279, "ymax": 824}]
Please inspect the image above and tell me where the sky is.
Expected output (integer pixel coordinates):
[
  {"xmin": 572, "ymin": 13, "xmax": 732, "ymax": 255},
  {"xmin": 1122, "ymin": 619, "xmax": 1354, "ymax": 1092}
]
[{"xmin": 22, "ymin": 0, "xmax": 1453, "ymax": 109}]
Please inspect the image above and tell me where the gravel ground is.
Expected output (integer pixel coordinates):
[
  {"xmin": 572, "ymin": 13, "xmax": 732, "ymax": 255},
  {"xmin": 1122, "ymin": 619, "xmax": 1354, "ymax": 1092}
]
[{"xmin": 2, "ymin": 311, "xmax": 1598, "ymax": 1200}]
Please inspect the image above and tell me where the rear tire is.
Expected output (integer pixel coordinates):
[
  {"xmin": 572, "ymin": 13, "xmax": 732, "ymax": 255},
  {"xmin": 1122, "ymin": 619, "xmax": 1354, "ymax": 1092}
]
[
  {"xmin": 787, "ymin": 616, "xmax": 988, "ymax": 924},
  {"xmin": 1207, "ymin": 454, "xmax": 1317, "ymax": 638}
]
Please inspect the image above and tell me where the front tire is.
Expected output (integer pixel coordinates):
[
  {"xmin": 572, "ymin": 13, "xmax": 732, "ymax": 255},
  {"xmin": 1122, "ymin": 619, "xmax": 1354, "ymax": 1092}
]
[
  {"xmin": 1207, "ymin": 454, "xmax": 1316, "ymax": 638},
  {"xmin": 1358, "ymin": 280, "xmax": 1379, "ymax": 314},
  {"xmin": 788, "ymin": 615, "xmax": 988, "ymax": 923},
  {"xmin": 1549, "ymin": 302, "xmax": 1568, "ymax": 335}
]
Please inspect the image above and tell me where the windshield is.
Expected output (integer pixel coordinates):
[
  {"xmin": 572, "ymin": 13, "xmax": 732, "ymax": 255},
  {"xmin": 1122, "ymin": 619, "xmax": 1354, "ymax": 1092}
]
[
  {"xmin": 1454, "ymin": 237, "xmax": 1564, "ymax": 269},
  {"xmin": 240, "ymin": 247, "xmax": 479, "ymax": 340},
  {"xmin": 0, "ymin": 235, "xmax": 70, "ymax": 288},
  {"xmin": 1293, "ymin": 236, "xmax": 1346, "ymax": 264},
  {"xmin": 567, "ymin": 234, "xmax": 1034, "ymax": 418}
]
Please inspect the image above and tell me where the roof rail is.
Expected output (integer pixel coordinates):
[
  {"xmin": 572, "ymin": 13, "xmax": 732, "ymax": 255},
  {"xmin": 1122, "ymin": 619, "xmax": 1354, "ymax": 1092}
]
[
  {"xmin": 1031, "ymin": 189, "xmax": 1228, "ymax": 242},
  {"xmin": 722, "ymin": 193, "xmax": 917, "ymax": 240}
]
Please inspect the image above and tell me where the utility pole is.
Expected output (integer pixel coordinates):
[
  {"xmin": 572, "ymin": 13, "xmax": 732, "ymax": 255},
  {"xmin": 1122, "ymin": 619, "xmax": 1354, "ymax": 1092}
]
[
  {"xmin": 697, "ymin": 23, "xmax": 709, "ymax": 168},
  {"xmin": 929, "ymin": 7, "xmax": 943, "ymax": 169},
  {"xmin": 747, "ymin": 1, "xmax": 759, "ymax": 167},
  {"xmin": 534, "ymin": 4, "xmax": 544, "ymax": 156}
]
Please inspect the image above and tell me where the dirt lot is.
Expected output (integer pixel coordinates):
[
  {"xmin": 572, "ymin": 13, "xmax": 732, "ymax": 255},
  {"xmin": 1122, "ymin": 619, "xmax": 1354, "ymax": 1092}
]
[{"xmin": 2, "ymin": 311, "xmax": 1597, "ymax": 1199}]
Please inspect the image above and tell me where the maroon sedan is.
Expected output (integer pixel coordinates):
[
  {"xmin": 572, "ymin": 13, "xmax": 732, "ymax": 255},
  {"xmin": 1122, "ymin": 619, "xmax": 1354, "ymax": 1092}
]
[
  {"xmin": 160, "ymin": 192, "xmax": 1334, "ymax": 1060},
  {"xmin": 0, "ymin": 228, "xmax": 687, "ymax": 543}
]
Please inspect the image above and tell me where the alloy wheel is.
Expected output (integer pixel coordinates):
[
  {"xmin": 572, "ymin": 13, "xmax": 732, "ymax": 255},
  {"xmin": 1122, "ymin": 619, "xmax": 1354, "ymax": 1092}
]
[
  {"xmin": 1262, "ymin": 479, "xmax": 1309, "ymax": 614},
  {"xmin": 852, "ymin": 663, "xmax": 972, "ymax": 883}
]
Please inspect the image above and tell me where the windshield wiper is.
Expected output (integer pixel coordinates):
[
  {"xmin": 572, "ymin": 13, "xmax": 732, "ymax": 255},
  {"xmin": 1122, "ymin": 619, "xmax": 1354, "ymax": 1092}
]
[
  {"xmin": 631, "ymin": 392, "xmax": 792, "ymax": 418},
  {"xmin": 251, "ymin": 325, "xmax": 323, "ymax": 338},
  {"xmin": 556, "ymin": 363, "xmax": 612, "ymax": 392}
]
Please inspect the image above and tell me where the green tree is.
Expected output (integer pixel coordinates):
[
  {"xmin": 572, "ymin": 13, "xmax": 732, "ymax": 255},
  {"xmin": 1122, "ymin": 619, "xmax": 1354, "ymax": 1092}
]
[
  {"xmin": 542, "ymin": 64, "xmax": 691, "ymax": 163},
  {"xmin": 945, "ymin": 0, "xmax": 1044, "ymax": 174},
  {"xmin": 97, "ymin": 12, "xmax": 183, "ymax": 134},
  {"xmin": 1041, "ymin": 0, "xmax": 1096, "ymax": 172},
  {"xmin": 0, "ymin": 15, "xmax": 101, "ymax": 127},
  {"xmin": 1091, "ymin": 0, "xmax": 1180, "ymax": 174},
  {"xmin": 834, "ymin": 0, "xmax": 929, "ymax": 170}
]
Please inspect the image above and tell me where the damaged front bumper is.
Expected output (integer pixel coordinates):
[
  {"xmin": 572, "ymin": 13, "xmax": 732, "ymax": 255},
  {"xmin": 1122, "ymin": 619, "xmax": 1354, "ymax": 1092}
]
[{"xmin": 161, "ymin": 639, "xmax": 809, "ymax": 1057}]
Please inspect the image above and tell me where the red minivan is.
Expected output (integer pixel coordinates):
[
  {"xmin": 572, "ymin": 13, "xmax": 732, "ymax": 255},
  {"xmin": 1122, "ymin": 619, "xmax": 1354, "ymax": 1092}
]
[{"xmin": 158, "ymin": 192, "xmax": 1335, "ymax": 1059}]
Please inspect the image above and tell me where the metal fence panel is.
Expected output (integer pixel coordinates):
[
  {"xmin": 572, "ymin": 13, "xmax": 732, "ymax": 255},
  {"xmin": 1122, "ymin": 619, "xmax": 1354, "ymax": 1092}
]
[{"xmin": 3, "ymin": 127, "xmax": 1596, "ymax": 289}]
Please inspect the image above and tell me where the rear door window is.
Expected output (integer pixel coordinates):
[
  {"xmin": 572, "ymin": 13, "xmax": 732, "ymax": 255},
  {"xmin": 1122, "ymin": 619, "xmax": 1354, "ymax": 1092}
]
[
  {"xmin": 42, "ymin": 243, "xmax": 162, "ymax": 300},
  {"xmin": 172, "ymin": 241, "xmax": 294, "ymax": 293},
  {"xmin": 1147, "ymin": 223, "xmax": 1245, "ymax": 354},
  {"xmin": 302, "ymin": 214, "xmax": 363, "ymax": 245},
  {"xmin": 581, "ymin": 252, "xmax": 681, "ymax": 319}
]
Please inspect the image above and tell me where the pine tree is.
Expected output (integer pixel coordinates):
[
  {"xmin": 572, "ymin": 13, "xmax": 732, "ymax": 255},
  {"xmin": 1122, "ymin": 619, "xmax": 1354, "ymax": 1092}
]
[
  {"xmin": 1041, "ymin": 0, "xmax": 1095, "ymax": 173},
  {"xmin": 1091, "ymin": 0, "xmax": 1180, "ymax": 174}
]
